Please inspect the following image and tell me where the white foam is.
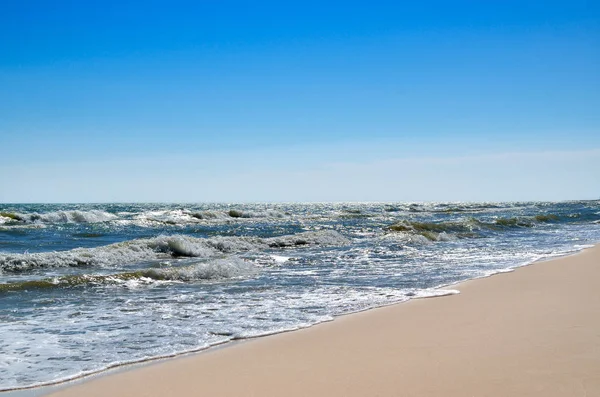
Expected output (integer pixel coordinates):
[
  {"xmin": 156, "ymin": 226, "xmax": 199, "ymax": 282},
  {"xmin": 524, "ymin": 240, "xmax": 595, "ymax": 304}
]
[
  {"xmin": 436, "ymin": 232, "xmax": 457, "ymax": 241},
  {"xmin": 3, "ymin": 202, "xmax": 600, "ymax": 391},
  {"xmin": 0, "ymin": 231, "xmax": 351, "ymax": 271},
  {"xmin": 271, "ymin": 255, "xmax": 291, "ymax": 264},
  {"xmin": 8, "ymin": 210, "xmax": 118, "ymax": 224},
  {"xmin": 144, "ymin": 257, "xmax": 258, "ymax": 281},
  {"xmin": 266, "ymin": 230, "xmax": 351, "ymax": 247},
  {"xmin": 409, "ymin": 289, "xmax": 460, "ymax": 299},
  {"xmin": 129, "ymin": 208, "xmax": 288, "ymax": 226}
]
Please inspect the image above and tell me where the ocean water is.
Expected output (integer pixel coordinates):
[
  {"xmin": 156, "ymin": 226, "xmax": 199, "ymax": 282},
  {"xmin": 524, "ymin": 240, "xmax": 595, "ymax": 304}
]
[{"xmin": 1, "ymin": 201, "xmax": 599, "ymax": 390}]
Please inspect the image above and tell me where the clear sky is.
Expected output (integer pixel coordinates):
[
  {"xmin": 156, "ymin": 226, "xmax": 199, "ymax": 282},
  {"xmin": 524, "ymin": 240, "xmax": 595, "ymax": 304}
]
[{"xmin": 1, "ymin": 1, "xmax": 598, "ymax": 203}]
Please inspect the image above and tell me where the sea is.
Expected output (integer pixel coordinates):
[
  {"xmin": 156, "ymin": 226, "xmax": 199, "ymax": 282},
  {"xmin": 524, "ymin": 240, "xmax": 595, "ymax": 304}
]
[{"xmin": 1, "ymin": 201, "xmax": 599, "ymax": 391}]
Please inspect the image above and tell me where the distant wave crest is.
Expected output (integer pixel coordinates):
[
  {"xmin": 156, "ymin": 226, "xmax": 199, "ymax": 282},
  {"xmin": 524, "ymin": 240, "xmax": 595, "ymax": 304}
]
[
  {"xmin": 385, "ymin": 213, "xmax": 570, "ymax": 241},
  {"xmin": 0, "ymin": 208, "xmax": 291, "ymax": 227},
  {"xmin": 0, "ymin": 210, "xmax": 117, "ymax": 224}
]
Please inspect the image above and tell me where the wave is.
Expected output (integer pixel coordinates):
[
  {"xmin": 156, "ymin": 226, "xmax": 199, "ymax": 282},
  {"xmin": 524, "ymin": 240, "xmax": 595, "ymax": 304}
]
[
  {"xmin": 0, "ymin": 230, "xmax": 349, "ymax": 272},
  {"xmin": 385, "ymin": 213, "xmax": 568, "ymax": 241},
  {"xmin": 380, "ymin": 203, "xmax": 508, "ymax": 214},
  {"xmin": 0, "ymin": 257, "xmax": 257, "ymax": 292},
  {"xmin": 0, "ymin": 208, "xmax": 291, "ymax": 227},
  {"xmin": 225, "ymin": 209, "xmax": 286, "ymax": 219},
  {"xmin": 1, "ymin": 210, "xmax": 117, "ymax": 224},
  {"xmin": 493, "ymin": 214, "xmax": 563, "ymax": 227},
  {"xmin": 493, "ymin": 217, "xmax": 534, "ymax": 227},
  {"xmin": 266, "ymin": 229, "xmax": 350, "ymax": 247},
  {"xmin": 0, "ymin": 212, "xmax": 21, "ymax": 223},
  {"xmin": 406, "ymin": 203, "xmax": 507, "ymax": 213},
  {"xmin": 386, "ymin": 219, "xmax": 481, "ymax": 241},
  {"xmin": 145, "ymin": 257, "xmax": 258, "ymax": 281},
  {"xmin": 140, "ymin": 209, "xmax": 289, "ymax": 224}
]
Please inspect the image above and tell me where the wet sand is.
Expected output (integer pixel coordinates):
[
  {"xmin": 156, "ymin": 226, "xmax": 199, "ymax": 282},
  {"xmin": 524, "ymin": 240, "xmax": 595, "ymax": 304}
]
[{"xmin": 48, "ymin": 245, "xmax": 600, "ymax": 397}]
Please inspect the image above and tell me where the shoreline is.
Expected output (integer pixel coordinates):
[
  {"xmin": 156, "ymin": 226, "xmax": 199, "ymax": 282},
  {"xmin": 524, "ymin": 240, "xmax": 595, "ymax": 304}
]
[
  {"xmin": 25, "ymin": 242, "xmax": 599, "ymax": 396},
  {"xmin": 0, "ymin": 246, "xmax": 580, "ymax": 395}
]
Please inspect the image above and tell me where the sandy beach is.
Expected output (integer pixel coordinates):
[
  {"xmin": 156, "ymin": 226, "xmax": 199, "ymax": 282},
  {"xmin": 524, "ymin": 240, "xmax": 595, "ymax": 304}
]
[
  {"xmin": 44, "ymin": 245, "xmax": 600, "ymax": 397},
  {"xmin": 3, "ymin": 1, "xmax": 597, "ymax": 395}
]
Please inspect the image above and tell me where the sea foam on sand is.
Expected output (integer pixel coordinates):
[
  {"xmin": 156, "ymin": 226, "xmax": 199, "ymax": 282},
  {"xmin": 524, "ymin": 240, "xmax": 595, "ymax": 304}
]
[{"xmin": 47, "ymin": 245, "xmax": 600, "ymax": 397}]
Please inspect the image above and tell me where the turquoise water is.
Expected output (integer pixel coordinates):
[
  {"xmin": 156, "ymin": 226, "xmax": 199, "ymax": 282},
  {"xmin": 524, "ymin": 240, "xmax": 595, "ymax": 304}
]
[{"xmin": 1, "ymin": 201, "xmax": 599, "ymax": 390}]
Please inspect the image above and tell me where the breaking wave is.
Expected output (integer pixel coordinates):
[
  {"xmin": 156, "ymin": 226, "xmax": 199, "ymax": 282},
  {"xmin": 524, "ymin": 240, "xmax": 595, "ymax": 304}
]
[
  {"xmin": 0, "ymin": 230, "xmax": 350, "ymax": 272},
  {"xmin": 0, "ymin": 210, "xmax": 117, "ymax": 224},
  {"xmin": 135, "ymin": 209, "xmax": 289, "ymax": 225},
  {"xmin": 386, "ymin": 219, "xmax": 481, "ymax": 241},
  {"xmin": 266, "ymin": 229, "xmax": 351, "ymax": 247},
  {"xmin": 385, "ymin": 213, "xmax": 571, "ymax": 241},
  {"xmin": 0, "ymin": 208, "xmax": 291, "ymax": 227},
  {"xmin": 493, "ymin": 214, "xmax": 562, "ymax": 227},
  {"xmin": 0, "ymin": 257, "xmax": 257, "ymax": 293}
]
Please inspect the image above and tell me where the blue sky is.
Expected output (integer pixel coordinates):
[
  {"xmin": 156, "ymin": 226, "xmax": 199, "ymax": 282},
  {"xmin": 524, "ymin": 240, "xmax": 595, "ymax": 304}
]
[{"xmin": 0, "ymin": 1, "xmax": 598, "ymax": 202}]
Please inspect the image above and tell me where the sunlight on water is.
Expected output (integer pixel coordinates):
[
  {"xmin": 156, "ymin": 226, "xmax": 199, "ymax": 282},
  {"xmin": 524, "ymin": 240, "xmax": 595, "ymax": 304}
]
[{"xmin": 1, "ymin": 201, "xmax": 599, "ymax": 390}]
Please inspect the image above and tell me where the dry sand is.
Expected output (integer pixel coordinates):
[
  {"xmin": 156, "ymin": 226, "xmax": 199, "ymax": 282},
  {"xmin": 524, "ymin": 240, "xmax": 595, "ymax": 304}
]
[{"xmin": 48, "ymin": 245, "xmax": 600, "ymax": 397}]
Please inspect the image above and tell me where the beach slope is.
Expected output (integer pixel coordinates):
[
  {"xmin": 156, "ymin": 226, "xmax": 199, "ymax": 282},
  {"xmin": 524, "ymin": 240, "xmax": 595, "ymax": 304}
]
[{"xmin": 49, "ymin": 246, "xmax": 600, "ymax": 397}]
